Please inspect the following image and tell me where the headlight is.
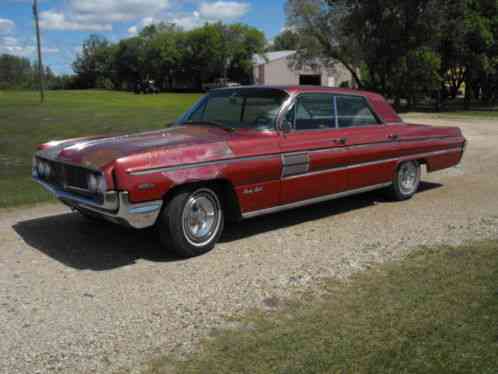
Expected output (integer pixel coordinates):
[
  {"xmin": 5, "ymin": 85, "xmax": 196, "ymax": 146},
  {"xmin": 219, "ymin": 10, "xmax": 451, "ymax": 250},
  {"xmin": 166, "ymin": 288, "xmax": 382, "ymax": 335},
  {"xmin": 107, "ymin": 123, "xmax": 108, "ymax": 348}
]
[
  {"xmin": 43, "ymin": 162, "xmax": 51, "ymax": 178},
  {"xmin": 87, "ymin": 174, "xmax": 107, "ymax": 194},
  {"xmin": 87, "ymin": 174, "xmax": 98, "ymax": 193},
  {"xmin": 36, "ymin": 160, "xmax": 44, "ymax": 177},
  {"xmin": 36, "ymin": 160, "xmax": 49, "ymax": 177},
  {"xmin": 32, "ymin": 157, "xmax": 38, "ymax": 177},
  {"xmin": 96, "ymin": 175, "xmax": 107, "ymax": 194}
]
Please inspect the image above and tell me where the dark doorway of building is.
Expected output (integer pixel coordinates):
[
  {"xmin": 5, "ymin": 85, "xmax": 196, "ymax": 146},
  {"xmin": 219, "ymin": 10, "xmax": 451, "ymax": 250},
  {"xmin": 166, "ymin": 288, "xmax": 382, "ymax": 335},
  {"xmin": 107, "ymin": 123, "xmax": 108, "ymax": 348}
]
[{"xmin": 299, "ymin": 75, "xmax": 321, "ymax": 86}]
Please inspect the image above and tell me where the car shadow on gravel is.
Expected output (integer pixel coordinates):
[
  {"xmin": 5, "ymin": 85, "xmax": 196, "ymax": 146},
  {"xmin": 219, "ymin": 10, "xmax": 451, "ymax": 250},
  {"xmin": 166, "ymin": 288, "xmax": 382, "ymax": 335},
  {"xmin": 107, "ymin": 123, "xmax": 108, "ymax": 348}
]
[
  {"xmin": 13, "ymin": 213, "xmax": 180, "ymax": 270},
  {"xmin": 13, "ymin": 182, "xmax": 442, "ymax": 270}
]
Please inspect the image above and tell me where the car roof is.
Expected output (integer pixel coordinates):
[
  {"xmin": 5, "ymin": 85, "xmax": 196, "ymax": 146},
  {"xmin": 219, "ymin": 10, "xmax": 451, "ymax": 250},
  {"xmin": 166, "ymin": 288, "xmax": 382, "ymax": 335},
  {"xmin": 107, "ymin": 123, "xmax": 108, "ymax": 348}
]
[
  {"xmin": 212, "ymin": 85, "xmax": 382, "ymax": 99},
  {"xmin": 211, "ymin": 85, "xmax": 401, "ymax": 123}
]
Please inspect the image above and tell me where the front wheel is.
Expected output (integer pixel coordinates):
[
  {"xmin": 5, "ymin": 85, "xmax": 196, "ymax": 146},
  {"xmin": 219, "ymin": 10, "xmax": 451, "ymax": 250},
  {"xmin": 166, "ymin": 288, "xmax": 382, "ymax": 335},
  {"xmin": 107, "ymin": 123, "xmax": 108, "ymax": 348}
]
[
  {"xmin": 158, "ymin": 187, "xmax": 224, "ymax": 258},
  {"xmin": 389, "ymin": 160, "xmax": 421, "ymax": 201}
]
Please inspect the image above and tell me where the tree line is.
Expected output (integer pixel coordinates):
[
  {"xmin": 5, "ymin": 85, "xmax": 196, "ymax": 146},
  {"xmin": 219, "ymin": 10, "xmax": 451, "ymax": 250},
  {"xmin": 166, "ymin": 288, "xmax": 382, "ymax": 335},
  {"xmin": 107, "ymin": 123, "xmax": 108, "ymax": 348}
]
[
  {"xmin": 0, "ymin": 54, "xmax": 62, "ymax": 90},
  {"xmin": 285, "ymin": 0, "xmax": 498, "ymax": 109},
  {"xmin": 71, "ymin": 22, "xmax": 266, "ymax": 91}
]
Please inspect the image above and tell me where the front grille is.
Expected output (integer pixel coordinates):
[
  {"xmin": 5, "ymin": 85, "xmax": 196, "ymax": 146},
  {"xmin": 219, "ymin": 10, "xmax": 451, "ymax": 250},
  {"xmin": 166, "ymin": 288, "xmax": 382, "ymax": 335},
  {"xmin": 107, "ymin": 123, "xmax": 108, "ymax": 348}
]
[
  {"xmin": 41, "ymin": 159, "xmax": 94, "ymax": 193},
  {"xmin": 65, "ymin": 164, "xmax": 89, "ymax": 190}
]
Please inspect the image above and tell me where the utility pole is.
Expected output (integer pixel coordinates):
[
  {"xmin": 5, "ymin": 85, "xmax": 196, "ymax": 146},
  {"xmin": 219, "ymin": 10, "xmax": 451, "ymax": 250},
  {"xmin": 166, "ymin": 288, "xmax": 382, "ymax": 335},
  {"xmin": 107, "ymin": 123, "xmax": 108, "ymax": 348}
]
[{"xmin": 33, "ymin": 0, "xmax": 45, "ymax": 103}]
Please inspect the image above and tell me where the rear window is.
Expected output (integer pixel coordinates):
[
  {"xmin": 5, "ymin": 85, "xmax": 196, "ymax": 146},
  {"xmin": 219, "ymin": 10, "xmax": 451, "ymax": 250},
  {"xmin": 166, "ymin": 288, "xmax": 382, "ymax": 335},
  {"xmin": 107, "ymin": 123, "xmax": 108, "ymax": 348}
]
[
  {"xmin": 336, "ymin": 96, "xmax": 380, "ymax": 128},
  {"xmin": 294, "ymin": 93, "xmax": 335, "ymax": 130}
]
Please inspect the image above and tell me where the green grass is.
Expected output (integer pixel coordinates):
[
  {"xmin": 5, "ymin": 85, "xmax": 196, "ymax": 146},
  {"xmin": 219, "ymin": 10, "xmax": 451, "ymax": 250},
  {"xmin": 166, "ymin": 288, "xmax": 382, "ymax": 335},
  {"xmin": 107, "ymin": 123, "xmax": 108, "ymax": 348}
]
[
  {"xmin": 0, "ymin": 90, "xmax": 201, "ymax": 208},
  {"xmin": 144, "ymin": 240, "xmax": 498, "ymax": 374}
]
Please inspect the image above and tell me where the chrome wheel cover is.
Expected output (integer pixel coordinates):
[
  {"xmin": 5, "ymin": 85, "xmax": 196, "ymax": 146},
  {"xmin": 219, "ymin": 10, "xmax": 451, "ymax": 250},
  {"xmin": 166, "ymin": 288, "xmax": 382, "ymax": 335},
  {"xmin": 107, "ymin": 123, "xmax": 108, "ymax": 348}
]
[
  {"xmin": 398, "ymin": 162, "xmax": 419, "ymax": 195},
  {"xmin": 181, "ymin": 189, "xmax": 221, "ymax": 247}
]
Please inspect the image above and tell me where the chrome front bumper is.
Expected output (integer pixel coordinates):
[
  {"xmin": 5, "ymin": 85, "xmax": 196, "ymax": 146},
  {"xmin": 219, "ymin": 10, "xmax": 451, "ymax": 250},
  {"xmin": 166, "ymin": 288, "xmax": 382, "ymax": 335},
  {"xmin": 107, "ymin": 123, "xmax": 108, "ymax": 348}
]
[{"xmin": 34, "ymin": 177, "xmax": 163, "ymax": 229}]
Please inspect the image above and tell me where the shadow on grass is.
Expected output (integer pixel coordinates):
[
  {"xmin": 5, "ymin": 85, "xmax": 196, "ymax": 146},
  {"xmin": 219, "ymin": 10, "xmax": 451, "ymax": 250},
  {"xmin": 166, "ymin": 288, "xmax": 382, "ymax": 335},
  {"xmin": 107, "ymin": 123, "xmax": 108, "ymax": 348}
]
[{"xmin": 13, "ymin": 181, "xmax": 442, "ymax": 271}]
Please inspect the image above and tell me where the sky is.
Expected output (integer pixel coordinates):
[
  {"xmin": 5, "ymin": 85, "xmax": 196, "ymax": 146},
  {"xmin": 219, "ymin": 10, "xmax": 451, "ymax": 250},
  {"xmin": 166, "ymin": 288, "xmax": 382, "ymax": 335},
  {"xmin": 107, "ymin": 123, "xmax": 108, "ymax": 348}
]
[{"xmin": 0, "ymin": 0, "xmax": 287, "ymax": 74}]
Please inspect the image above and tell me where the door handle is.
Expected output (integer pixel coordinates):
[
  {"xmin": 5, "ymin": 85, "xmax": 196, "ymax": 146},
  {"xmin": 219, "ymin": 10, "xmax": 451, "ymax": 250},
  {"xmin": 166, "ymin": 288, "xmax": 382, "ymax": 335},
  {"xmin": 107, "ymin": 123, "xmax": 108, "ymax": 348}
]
[
  {"xmin": 334, "ymin": 137, "xmax": 347, "ymax": 145},
  {"xmin": 388, "ymin": 134, "xmax": 400, "ymax": 141}
]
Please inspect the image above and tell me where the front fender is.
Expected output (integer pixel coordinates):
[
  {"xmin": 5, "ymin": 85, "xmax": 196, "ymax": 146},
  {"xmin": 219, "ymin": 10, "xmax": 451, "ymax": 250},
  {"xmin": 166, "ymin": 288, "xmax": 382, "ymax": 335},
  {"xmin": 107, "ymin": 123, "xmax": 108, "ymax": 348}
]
[{"xmin": 114, "ymin": 162, "xmax": 229, "ymax": 204}]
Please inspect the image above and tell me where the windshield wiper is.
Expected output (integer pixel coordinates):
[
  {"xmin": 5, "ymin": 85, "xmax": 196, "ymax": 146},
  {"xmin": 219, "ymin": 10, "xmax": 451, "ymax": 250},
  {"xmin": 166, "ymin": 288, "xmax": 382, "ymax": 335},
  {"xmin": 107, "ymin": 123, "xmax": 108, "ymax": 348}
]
[{"xmin": 183, "ymin": 120, "xmax": 235, "ymax": 132}]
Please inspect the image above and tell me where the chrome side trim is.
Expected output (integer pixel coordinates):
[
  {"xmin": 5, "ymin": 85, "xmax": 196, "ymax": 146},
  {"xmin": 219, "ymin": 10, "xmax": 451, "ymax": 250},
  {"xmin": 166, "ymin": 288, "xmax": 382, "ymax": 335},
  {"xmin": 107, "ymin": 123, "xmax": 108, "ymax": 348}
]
[
  {"xmin": 283, "ymin": 147, "xmax": 464, "ymax": 181},
  {"xmin": 283, "ymin": 158, "xmax": 394, "ymax": 181},
  {"xmin": 242, "ymin": 182, "xmax": 393, "ymax": 219},
  {"xmin": 129, "ymin": 154, "xmax": 281, "ymax": 176}
]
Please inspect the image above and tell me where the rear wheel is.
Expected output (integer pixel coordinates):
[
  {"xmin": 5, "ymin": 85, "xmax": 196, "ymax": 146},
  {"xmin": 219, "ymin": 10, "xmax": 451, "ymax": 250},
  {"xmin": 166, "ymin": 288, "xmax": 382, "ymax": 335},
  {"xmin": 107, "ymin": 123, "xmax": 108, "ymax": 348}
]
[
  {"xmin": 158, "ymin": 187, "xmax": 224, "ymax": 258},
  {"xmin": 389, "ymin": 160, "xmax": 421, "ymax": 201}
]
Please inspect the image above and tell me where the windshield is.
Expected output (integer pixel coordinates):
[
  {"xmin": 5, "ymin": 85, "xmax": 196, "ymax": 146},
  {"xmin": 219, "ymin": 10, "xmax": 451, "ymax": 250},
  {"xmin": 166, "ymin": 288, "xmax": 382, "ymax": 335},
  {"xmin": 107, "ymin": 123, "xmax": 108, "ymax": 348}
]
[{"xmin": 176, "ymin": 88, "xmax": 289, "ymax": 131}]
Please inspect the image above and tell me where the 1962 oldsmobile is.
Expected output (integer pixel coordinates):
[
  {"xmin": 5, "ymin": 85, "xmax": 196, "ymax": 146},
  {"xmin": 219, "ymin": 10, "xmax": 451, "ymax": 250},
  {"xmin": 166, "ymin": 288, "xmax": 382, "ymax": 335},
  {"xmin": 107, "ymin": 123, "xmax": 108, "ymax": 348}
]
[{"xmin": 33, "ymin": 86, "xmax": 466, "ymax": 257}]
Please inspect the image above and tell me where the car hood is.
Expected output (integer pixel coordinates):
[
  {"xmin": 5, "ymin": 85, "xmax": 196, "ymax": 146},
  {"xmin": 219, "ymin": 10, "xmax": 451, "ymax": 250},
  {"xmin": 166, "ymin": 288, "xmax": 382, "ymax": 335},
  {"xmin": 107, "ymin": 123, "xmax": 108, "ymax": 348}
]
[{"xmin": 36, "ymin": 125, "xmax": 233, "ymax": 170}]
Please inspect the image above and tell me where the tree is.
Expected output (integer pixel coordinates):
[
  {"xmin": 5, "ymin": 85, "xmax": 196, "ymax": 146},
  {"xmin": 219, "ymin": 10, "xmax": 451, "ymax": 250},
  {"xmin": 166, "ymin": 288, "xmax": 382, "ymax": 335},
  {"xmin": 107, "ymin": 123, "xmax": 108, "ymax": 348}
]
[
  {"xmin": 114, "ymin": 36, "xmax": 147, "ymax": 89},
  {"xmin": 286, "ymin": 0, "xmax": 444, "ymax": 107},
  {"xmin": 143, "ymin": 24, "xmax": 183, "ymax": 89},
  {"xmin": 72, "ymin": 35, "xmax": 114, "ymax": 89},
  {"xmin": 0, "ymin": 54, "xmax": 34, "ymax": 89},
  {"xmin": 224, "ymin": 23, "xmax": 266, "ymax": 84},
  {"xmin": 461, "ymin": 0, "xmax": 498, "ymax": 106},
  {"xmin": 285, "ymin": 0, "xmax": 363, "ymax": 87},
  {"xmin": 70, "ymin": 22, "xmax": 265, "ymax": 91},
  {"xmin": 437, "ymin": 0, "xmax": 467, "ymax": 100},
  {"xmin": 285, "ymin": 0, "xmax": 498, "ymax": 109},
  {"xmin": 269, "ymin": 29, "xmax": 300, "ymax": 51}
]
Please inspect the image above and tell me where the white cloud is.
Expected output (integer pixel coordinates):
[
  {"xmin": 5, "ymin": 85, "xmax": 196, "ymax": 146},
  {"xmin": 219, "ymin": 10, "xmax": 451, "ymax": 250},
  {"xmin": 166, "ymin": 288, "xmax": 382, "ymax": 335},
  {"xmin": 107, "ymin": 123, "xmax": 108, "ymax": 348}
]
[
  {"xmin": 128, "ymin": 17, "xmax": 155, "ymax": 35},
  {"xmin": 127, "ymin": 25, "xmax": 138, "ymax": 35},
  {"xmin": 0, "ymin": 36, "xmax": 59, "ymax": 56},
  {"xmin": 40, "ymin": 0, "xmax": 170, "ymax": 32},
  {"xmin": 199, "ymin": 1, "xmax": 250, "ymax": 20},
  {"xmin": 0, "ymin": 18, "xmax": 15, "ymax": 34},
  {"xmin": 128, "ymin": 1, "xmax": 251, "ymax": 34},
  {"xmin": 128, "ymin": 11, "xmax": 203, "ymax": 33},
  {"xmin": 70, "ymin": 0, "xmax": 169, "ymax": 23},
  {"xmin": 40, "ymin": 11, "xmax": 113, "ymax": 32},
  {"xmin": 169, "ymin": 12, "xmax": 202, "ymax": 30}
]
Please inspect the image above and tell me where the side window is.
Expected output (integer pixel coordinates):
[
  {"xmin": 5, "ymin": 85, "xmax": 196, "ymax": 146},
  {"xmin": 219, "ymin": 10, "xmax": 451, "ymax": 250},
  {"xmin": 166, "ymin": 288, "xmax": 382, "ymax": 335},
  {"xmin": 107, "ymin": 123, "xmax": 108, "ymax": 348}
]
[
  {"xmin": 336, "ymin": 96, "xmax": 380, "ymax": 128},
  {"xmin": 293, "ymin": 93, "xmax": 335, "ymax": 131},
  {"xmin": 243, "ymin": 96, "xmax": 283, "ymax": 130}
]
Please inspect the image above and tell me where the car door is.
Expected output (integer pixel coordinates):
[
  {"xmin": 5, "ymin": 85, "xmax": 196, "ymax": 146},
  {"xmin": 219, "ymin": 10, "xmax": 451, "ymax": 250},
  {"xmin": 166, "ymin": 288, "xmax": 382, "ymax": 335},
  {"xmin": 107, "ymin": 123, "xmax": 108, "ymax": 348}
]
[
  {"xmin": 279, "ymin": 93, "xmax": 350, "ymax": 204},
  {"xmin": 334, "ymin": 94, "xmax": 400, "ymax": 190}
]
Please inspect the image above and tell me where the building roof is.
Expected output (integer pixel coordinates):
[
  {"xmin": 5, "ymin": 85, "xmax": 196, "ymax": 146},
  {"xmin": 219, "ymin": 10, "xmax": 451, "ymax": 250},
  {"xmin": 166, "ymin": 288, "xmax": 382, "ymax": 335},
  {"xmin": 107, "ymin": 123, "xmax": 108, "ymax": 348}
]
[{"xmin": 252, "ymin": 50, "xmax": 297, "ymax": 66}]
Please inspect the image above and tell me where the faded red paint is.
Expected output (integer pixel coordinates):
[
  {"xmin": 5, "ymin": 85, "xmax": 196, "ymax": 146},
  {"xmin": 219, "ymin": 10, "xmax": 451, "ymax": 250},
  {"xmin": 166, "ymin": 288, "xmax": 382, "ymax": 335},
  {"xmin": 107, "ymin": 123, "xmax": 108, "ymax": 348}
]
[{"xmin": 36, "ymin": 86, "xmax": 466, "ymax": 213}]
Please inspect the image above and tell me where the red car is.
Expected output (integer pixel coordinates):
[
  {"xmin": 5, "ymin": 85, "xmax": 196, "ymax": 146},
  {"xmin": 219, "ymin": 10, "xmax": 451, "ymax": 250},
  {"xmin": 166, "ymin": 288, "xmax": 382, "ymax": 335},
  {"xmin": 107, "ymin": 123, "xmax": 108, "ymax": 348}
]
[{"xmin": 33, "ymin": 86, "xmax": 466, "ymax": 257}]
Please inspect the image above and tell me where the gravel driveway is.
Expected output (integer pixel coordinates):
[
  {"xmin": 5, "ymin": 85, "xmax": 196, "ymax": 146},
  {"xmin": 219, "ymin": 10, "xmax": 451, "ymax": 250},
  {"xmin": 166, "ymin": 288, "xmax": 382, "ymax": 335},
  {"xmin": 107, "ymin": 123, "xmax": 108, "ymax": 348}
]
[{"xmin": 1, "ymin": 115, "xmax": 498, "ymax": 374}]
